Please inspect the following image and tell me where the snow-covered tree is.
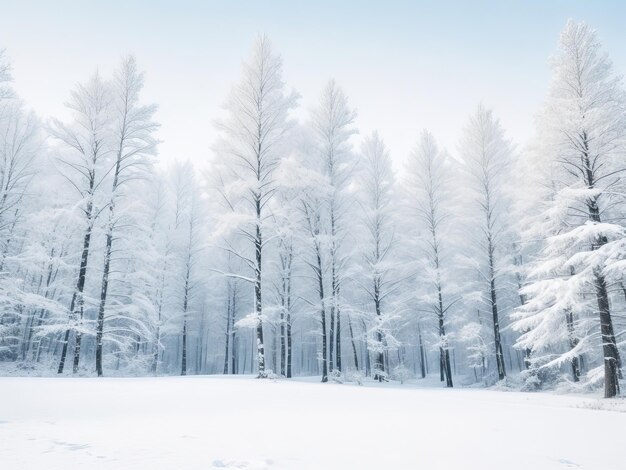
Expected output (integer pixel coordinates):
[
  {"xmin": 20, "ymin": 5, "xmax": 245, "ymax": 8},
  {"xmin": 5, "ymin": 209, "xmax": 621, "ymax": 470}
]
[
  {"xmin": 357, "ymin": 132, "xmax": 399, "ymax": 381},
  {"xmin": 95, "ymin": 56, "xmax": 158, "ymax": 376},
  {"xmin": 404, "ymin": 130, "xmax": 454, "ymax": 387},
  {"xmin": 0, "ymin": 49, "xmax": 13, "ymax": 102},
  {"xmin": 512, "ymin": 20, "xmax": 626, "ymax": 397},
  {"xmin": 50, "ymin": 72, "xmax": 112, "ymax": 374},
  {"xmin": 215, "ymin": 35, "xmax": 298, "ymax": 377},
  {"xmin": 170, "ymin": 162, "xmax": 205, "ymax": 376},
  {"xmin": 458, "ymin": 104, "xmax": 515, "ymax": 382},
  {"xmin": 311, "ymin": 79, "xmax": 357, "ymax": 374}
]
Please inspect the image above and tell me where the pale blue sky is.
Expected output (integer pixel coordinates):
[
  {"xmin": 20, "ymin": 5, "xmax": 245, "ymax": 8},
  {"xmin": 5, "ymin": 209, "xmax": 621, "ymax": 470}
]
[{"xmin": 2, "ymin": 1, "xmax": 625, "ymax": 167}]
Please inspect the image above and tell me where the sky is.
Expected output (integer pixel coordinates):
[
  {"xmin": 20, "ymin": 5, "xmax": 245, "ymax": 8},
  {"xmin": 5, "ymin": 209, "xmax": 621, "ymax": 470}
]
[{"xmin": 2, "ymin": 1, "xmax": 626, "ymax": 169}]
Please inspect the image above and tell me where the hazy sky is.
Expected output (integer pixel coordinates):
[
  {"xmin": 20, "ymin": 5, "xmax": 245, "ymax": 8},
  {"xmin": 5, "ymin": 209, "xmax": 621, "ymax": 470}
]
[{"xmin": 2, "ymin": 1, "xmax": 626, "ymax": 168}]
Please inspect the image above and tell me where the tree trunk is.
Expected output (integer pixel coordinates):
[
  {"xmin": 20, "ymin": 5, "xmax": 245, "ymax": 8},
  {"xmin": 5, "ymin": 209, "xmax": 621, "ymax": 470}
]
[
  {"xmin": 230, "ymin": 285, "xmax": 237, "ymax": 375},
  {"xmin": 335, "ymin": 302, "xmax": 342, "ymax": 372},
  {"xmin": 317, "ymin": 250, "xmax": 328, "ymax": 383},
  {"xmin": 348, "ymin": 315, "xmax": 359, "ymax": 371},
  {"xmin": 565, "ymin": 310, "xmax": 581, "ymax": 382},
  {"xmin": 280, "ymin": 300, "xmax": 286, "ymax": 377},
  {"xmin": 437, "ymin": 287, "xmax": 453, "ymax": 387},
  {"xmin": 361, "ymin": 319, "xmax": 371, "ymax": 377},
  {"xmin": 583, "ymin": 145, "xmax": 622, "ymax": 396},
  {"xmin": 223, "ymin": 288, "xmax": 231, "ymax": 374},
  {"xmin": 286, "ymin": 311, "xmax": 292, "ymax": 378},
  {"xmin": 254, "ymin": 201, "xmax": 265, "ymax": 377},
  {"xmin": 595, "ymin": 270, "xmax": 620, "ymax": 397},
  {"xmin": 286, "ymin": 271, "xmax": 292, "ymax": 378},
  {"xmin": 181, "ymin": 316, "xmax": 187, "ymax": 376},
  {"xmin": 272, "ymin": 326, "xmax": 277, "ymax": 373},
  {"xmin": 58, "ymin": 208, "xmax": 94, "ymax": 374},
  {"xmin": 490, "ymin": 272, "xmax": 506, "ymax": 380},
  {"xmin": 181, "ymin": 272, "xmax": 190, "ymax": 376},
  {"xmin": 95, "ymin": 229, "xmax": 113, "ymax": 377},
  {"xmin": 329, "ymin": 307, "xmax": 335, "ymax": 373},
  {"xmin": 418, "ymin": 322, "xmax": 426, "ymax": 379},
  {"xmin": 375, "ymin": 329, "xmax": 385, "ymax": 382},
  {"xmin": 373, "ymin": 286, "xmax": 385, "ymax": 382}
]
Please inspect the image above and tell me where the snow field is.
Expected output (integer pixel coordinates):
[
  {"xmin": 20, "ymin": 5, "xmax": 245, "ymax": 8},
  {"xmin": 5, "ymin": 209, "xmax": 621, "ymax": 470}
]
[{"xmin": 1, "ymin": 376, "xmax": 624, "ymax": 470}]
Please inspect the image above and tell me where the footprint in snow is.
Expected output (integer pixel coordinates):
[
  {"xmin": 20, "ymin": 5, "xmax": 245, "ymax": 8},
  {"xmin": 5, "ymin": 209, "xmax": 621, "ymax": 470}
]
[
  {"xmin": 52, "ymin": 439, "xmax": 90, "ymax": 451},
  {"xmin": 558, "ymin": 458, "xmax": 582, "ymax": 468},
  {"xmin": 211, "ymin": 459, "xmax": 273, "ymax": 469}
]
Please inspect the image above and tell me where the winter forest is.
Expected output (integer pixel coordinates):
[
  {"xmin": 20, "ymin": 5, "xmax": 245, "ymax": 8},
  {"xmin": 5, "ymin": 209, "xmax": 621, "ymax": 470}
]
[
  {"xmin": 2, "ymin": 17, "xmax": 626, "ymax": 401},
  {"xmin": 5, "ymin": 3, "xmax": 626, "ymax": 467}
]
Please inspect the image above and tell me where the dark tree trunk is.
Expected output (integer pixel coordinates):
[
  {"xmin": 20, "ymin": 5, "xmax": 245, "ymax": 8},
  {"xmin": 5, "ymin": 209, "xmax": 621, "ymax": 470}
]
[
  {"xmin": 514, "ymin": 255, "xmax": 532, "ymax": 370},
  {"xmin": 587, "ymin": 192, "xmax": 621, "ymax": 393},
  {"xmin": 230, "ymin": 285, "xmax": 237, "ymax": 375},
  {"xmin": 152, "ymin": 274, "xmax": 165, "ymax": 375},
  {"xmin": 286, "ymin": 314, "xmax": 292, "ymax": 378},
  {"xmin": 286, "ymin": 274, "xmax": 292, "ymax": 378},
  {"xmin": 375, "ymin": 330, "xmax": 385, "ymax": 382},
  {"xmin": 223, "ymin": 288, "xmax": 231, "ymax": 374},
  {"xmin": 361, "ymin": 319, "xmax": 371, "ymax": 377},
  {"xmin": 95, "ymin": 229, "xmax": 113, "ymax": 377},
  {"xmin": 348, "ymin": 315, "xmax": 359, "ymax": 371},
  {"xmin": 72, "ymin": 317, "xmax": 83, "ymax": 374},
  {"xmin": 373, "ymin": 284, "xmax": 385, "ymax": 382},
  {"xmin": 490, "ymin": 274, "xmax": 506, "ymax": 381},
  {"xmin": 595, "ymin": 269, "xmax": 620, "ymax": 397},
  {"xmin": 418, "ymin": 322, "xmax": 426, "ymax": 379},
  {"xmin": 317, "ymin": 250, "xmax": 328, "ymax": 383},
  {"xmin": 280, "ymin": 300, "xmax": 286, "ymax": 377},
  {"xmin": 437, "ymin": 287, "xmax": 453, "ymax": 387},
  {"xmin": 272, "ymin": 326, "xmax": 277, "ymax": 373},
  {"xmin": 181, "ymin": 272, "xmax": 190, "ymax": 376},
  {"xmin": 181, "ymin": 316, "xmax": 187, "ymax": 376},
  {"xmin": 329, "ymin": 306, "xmax": 335, "ymax": 373},
  {"xmin": 242, "ymin": 333, "xmax": 248, "ymax": 374},
  {"xmin": 443, "ymin": 348, "xmax": 453, "ymax": 387},
  {"xmin": 329, "ymin": 206, "xmax": 341, "ymax": 374},
  {"xmin": 565, "ymin": 309, "xmax": 581, "ymax": 382},
  {"xmin": 152, "ymin": 324, "xmax": 161, "ymax": 375},
  {"xmin": 335, "ymin": 302, "xmax": 342, "ymax": 372},
  {"xmin": 58, "ymin": 206, "xmax": 94, "ymax": 375},
  {"xmin": 581, "ymin": 140, "xmax": 622, "ymax": 397},
  {"xmin": 26, "ymin": 257, "xmax": 55, "ymax": 360},
  {"xmin": 95, "ymin": 123, "xmax": 129, "ymax": 378},
  {"xmin": 254, "ymin": 203, "xmax": 265, "ymax": 377}
]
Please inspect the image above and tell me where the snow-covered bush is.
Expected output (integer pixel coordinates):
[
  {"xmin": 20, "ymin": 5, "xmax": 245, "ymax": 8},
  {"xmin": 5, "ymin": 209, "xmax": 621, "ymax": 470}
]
[
  {"xmin": 346, "ymin": 370, "xmax": 364, "ymax": 385},
  {"xmin": 391, "ymin": 364, "xmax": 413, "ymax": 384}
]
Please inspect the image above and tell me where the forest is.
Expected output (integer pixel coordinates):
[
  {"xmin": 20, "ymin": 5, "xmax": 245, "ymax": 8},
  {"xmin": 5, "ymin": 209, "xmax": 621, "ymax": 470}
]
[{"xmin": 1, "ymin": 18, "xmax": 625, "ymax": 400}]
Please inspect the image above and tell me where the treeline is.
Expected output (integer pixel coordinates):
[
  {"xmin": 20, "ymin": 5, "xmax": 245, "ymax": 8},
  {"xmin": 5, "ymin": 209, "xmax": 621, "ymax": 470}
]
[{"xmin": 0, "ymin": 20, "xmax": 624, "ymax": 397}]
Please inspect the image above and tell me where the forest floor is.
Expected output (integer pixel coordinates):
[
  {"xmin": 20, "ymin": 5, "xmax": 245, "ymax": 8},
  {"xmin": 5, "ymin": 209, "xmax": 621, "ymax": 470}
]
[{"xmin": 1, "ymin": 375, "xmax": 625, "ymax": 470}]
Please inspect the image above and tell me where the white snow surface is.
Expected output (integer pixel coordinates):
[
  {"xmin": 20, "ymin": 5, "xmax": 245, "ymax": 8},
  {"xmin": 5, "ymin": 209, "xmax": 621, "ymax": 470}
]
[{"xmin": 1, "ymin": 375, "xmax": 624, "ymax": 470}]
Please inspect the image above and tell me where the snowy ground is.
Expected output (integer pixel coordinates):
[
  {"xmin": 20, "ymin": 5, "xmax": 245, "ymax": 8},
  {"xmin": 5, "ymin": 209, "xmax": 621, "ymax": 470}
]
[{"xmin": 1, "ymin": 375, "xmax": 624, "ymax": 470}]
